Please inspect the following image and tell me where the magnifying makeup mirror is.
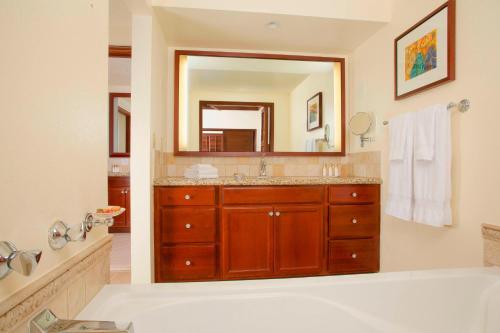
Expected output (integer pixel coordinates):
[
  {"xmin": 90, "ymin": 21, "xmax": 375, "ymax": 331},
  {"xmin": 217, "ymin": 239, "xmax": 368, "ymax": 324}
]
[{"xmin": 349, "ymin": 112, "xmax": 372, "ymax": 147}]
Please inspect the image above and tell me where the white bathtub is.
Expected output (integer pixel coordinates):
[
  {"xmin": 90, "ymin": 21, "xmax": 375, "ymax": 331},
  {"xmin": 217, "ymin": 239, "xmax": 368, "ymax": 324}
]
[{"xmin": 78, "ymin": 267, "xmax": 500, "ymax": 333}]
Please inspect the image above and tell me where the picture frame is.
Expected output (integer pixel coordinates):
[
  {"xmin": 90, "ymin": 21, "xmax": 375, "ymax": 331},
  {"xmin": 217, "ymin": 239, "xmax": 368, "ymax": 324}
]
[
  {"xmin": 394, "ymin": 0, "xmax": 455, "ymax": 100},
  {"xmin": 307, "ymin": 92, "xmax": 323, "ymax": 131}
]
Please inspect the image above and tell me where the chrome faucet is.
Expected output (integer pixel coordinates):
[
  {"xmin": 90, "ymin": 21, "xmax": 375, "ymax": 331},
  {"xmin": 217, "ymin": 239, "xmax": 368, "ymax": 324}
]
[
  {"xmin": 0, "ymin": 241, "xmax": 42, "ymax": 280},
  {"xmin": 30, "ymin": 309, "xmax": 134, "ymax": 333},
  {"xmin": 259, "ymin": 158, "xmax": 267, "ymax": 177}
]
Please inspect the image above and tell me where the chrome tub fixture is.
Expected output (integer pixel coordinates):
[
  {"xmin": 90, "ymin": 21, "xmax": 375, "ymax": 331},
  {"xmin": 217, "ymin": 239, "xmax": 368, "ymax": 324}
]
[
  {"xmin": 30, "ymin": 309, "xmax": 134, "ymax": 333},
  {"xmin": 48, "ymin": 208, "xmax": 125, "ymax": 250},
  {"xmin": 0, "ymin": 241, "xmax": 42, "ymax": 280}
]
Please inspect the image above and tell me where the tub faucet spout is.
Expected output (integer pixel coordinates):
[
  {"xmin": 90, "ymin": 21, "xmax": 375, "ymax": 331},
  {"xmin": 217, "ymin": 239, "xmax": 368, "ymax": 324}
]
[{"xmin": 30, "ymin": 309, "xmax": 134, "ymax": 333}]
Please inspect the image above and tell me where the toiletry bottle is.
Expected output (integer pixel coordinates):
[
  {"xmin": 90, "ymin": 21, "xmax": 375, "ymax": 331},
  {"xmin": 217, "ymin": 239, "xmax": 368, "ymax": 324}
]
[
  {"xmin": 328, "ymin": 164, "xmax": 333, "ymax": 177},
  {"xmin": 322, "ymin": 163, "xmax": 327, "ymax": 177},
  {"xmin": 334, "ymin": 164, "xmax": 340, "ymax": 177}
]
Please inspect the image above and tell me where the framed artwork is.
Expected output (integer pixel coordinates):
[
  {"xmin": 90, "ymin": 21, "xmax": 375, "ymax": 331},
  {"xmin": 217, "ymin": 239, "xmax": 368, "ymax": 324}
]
[
  {"xmin": 307, "ymin": 92, "xmax": 322, "ymax": 131},
  {"xmin": 394, "ymin": 0, "xmax": 455, "ymax": 100}
]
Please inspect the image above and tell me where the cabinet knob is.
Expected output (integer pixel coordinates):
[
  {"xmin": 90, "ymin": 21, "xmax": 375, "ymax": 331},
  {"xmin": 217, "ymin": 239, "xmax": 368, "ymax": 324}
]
[
  {"xmin": 184, "ymin": 194, "xmax": 191, "ymax": 200},
  {"xmin": 185, "ymin": 223, "xmax": 191, "ymax": 229},
  {"xmin": 275, "ymin": 211, "xmax": 281, "ymax": 217},
  {"xmin": 352, "ymin": 218, "xmax": 358, "ymax": 224},
  {"xmin": 351, "ymin": 192, "xmax": 358, "ymax": 198},
  {"xmin": 268, "ymin": 211, "xmax": 274, "ymax": 217},
  {"xmin": 351, "ymin": 253, "xmax": 357, "ymax": 259},
  {"xmin": 121, "ymin": 190, "xmax": 125, "ymax": 194},
  {"xmin": 185, "ymin": 260, "xmax": 191, "ymax": 266}
]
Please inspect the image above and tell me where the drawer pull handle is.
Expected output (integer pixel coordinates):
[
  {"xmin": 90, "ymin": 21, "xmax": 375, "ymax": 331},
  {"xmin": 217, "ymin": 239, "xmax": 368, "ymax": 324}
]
[
  {"xmin": 184, "ymin": 194, "xmax": 191, "ymax": 200},
  {"xmin": 185, "ymin": 223, "xmax": 191, "ymax": 229},
  {"xmin": 275, "ymin": 211, "xmax": 281, "ymax": 217},
  {"xmin": 268, "ymin": 211, "xmax": 274, "ymax": 217},
  {"xmin": 351, "ymin": 253, "xmax": 357, "ymax": 259},
  {"xmin": 351, "ymin": 192, "xmax": 358, "ymax": 198},
  {"xmin": 352, "ymin": 218, "xmax": 358, "ymax": 224},
  {"xmin": 185, "ymin": 260, "xmax": 192, "ymax": 266}
]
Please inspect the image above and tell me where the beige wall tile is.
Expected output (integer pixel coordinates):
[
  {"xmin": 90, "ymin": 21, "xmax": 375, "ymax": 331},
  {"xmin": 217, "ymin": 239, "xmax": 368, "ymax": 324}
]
[
  {"xmin": 273, "ymin": 164, "xmax": 285, "ymax": 176},
  {"xmin": 67, "ymin": 275, "xmax": 86, "ymax": 318},
  {"xmin": 46, "ymin": 289, "xmax": 69, "ymax": 319}
]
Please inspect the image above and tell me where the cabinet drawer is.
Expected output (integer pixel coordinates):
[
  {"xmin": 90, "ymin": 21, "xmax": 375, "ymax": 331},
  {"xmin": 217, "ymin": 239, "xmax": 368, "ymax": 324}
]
[
  {"xmin": 328, "ymin": 239, "xmax": 378, "ymax": 274},
  {"xmin": 222, "ymin": 186, "xmax": 324, "ymax": 205},
  {"xmin": 160, "ymin": 207, "xmax": 216, "ymax": 244},
  {"xmin": 158, "ymin": 245, "xmax": 216, "ymax": 281},
  {"xmin": 329, "ymin": 205, "xmax": 379, "ymax": 239},
  {"xmin": 158, "ymin": 186, "xmax": 216, "ymax": 206},
  {"xmin": 329, "ymin": 185, "xmax": 379, "ymax": 204}
]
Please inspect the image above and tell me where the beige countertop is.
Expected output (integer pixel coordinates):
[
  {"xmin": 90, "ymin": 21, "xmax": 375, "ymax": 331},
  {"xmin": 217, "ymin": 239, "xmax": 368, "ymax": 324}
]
[
  {"xmin": 153, "ymin": 176, "xmax": 382, "ymax": 186},
  {"xmin": 108, "ymin": 172, "xmax": 130, "ymax": 177}
]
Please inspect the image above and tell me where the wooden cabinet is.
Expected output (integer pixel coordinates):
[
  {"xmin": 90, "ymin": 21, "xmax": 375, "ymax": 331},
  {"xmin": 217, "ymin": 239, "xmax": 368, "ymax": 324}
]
[
  {"xmin": 154, "ymin": 183, "xmax": 380, "ymax": 282},
  {"xmin": 275, "ymin": 205, "xmax": 323, "ymax": 276},
  {"xmin": 222, "ymin": 207, "xmax": 274, "ymax": 279},
  {"xmin": 108, "ymin": 176, "xmax": 130, "ymax": 233},
  {"xmin": 154, "ymin": 186, "xmax": 219, "ymax": 282},
  {"xmin": 328, "ymin": 184, "xmax": 380, "ymax": 274}
]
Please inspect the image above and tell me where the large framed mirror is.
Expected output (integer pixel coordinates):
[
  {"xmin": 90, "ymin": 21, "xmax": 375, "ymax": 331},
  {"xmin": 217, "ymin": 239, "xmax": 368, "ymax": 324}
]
[
  {"xmin": 109, "ymin": 92, "xmax": 131, "ymax": 157},
  {"xmin": 174, "ymin": 50, "xmax": 345, "ymax": 156},
  {"xmin": 108, "ymin": 45, "xmax": 131, "ymax": 158}
]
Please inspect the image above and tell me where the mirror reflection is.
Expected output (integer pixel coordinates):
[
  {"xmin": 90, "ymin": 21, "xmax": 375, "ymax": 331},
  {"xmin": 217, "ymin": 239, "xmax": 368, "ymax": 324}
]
[
  {"xmin": 176, "ymin": 53, "xmax": 344, "ymax": 155},
  {"xmin": 109, "ymin": 93, "xmax": 131, "ymax": 156}
]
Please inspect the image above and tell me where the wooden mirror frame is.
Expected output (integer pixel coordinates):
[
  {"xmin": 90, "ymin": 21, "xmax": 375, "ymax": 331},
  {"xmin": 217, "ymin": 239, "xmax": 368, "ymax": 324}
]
[
  {"xmin": 174, "ymin": 49, "xmax": 346, "ymax": 157},
  {"xmin": 109, "ymin": 92, "xmax": 131, "ymax": 157},
  {"xmin": 109, "ymin": 45, "xmax": 131, "ymax": 158}
]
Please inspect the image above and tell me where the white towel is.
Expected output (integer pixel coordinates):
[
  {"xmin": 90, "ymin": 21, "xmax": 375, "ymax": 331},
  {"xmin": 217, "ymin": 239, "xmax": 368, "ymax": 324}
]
[
  {"xmin": 414, "ymin": 105, "xmax": 437, "ymax": 160},
  {"xmin": 413, "ymin": 105, "xmax": 451, "ymax": 227},
  {"xmin": 385, "ymin": 112, "xmax": 415, "ymax": 221},
  {"xmin": 184, "ymin": 164, "xmax": 219, "ymax": 179}
]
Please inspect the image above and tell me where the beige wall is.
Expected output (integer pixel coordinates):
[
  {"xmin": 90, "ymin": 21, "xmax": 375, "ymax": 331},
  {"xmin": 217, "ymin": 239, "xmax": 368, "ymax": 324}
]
[
  {"xmin": 0, "ymin": 0, "xmax": 108, "ymax": 301},
  {"xmin": 349, "ymin": 0, "xmax": 500, "ymax": 271}
]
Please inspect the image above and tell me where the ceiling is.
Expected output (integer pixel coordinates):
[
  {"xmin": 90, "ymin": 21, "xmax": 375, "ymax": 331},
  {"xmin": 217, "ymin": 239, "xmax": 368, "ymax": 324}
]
[
  {"xmin": 156, "ymin": 7, "xmax": 386, "ymax": 53},
  {"xmin": 188, "ymin": 70, "xmax": 309, "ymax": 93}
]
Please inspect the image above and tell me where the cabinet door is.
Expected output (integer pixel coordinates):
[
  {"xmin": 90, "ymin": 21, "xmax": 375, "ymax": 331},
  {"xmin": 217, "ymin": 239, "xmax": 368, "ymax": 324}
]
[
  {"xmin": 222, "ymin": 206, "xmax": 274, "ymax": 279},
  {"xmin": 108, "ymin": 187, "xmax": 127, "ymax": 229},
  {"xmin": 275, "ymin": 205, "xmax": 323, "ymax": 276}
]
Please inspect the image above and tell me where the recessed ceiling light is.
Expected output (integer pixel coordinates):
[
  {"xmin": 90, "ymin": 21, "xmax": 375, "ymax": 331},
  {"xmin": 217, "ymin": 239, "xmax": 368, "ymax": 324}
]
[{"xmin": 266, "ymin": 21, "xmax": 280, "ymax": 30}]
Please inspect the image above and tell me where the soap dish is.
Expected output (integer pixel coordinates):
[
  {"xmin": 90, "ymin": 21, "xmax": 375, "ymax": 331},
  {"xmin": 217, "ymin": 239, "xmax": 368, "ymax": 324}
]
[{"xmin": 92, "ymin": 207, "xmax": 126, "ymax": 219}]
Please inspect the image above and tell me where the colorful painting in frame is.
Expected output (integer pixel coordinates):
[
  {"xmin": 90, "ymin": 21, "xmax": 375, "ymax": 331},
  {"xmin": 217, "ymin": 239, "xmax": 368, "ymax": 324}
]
[
  {"xmin": 394, "ymin": 0, "xmax": 455, "ymax": 100},
  {"xmin": 307, "ymin": 92, "xmax": 322, "ymax": 131}
]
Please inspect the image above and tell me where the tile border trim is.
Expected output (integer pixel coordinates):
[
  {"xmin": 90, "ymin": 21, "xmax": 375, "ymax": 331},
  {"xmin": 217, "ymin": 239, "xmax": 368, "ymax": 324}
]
[{"xmin": 0, "ymin": 235, "xmax": 112, "ymax": 332}]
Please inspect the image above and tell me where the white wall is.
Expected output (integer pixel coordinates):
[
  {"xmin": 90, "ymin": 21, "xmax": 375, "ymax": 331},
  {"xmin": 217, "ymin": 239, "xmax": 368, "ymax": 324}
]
[
  {"xmin": 0, "ymin": 0, "xmax": 108, "ymax": 301},
  {"xmin": 130, "ymin": 11, "xmax": 169, "ymax": 283},
  {"xmin": 349, "ymin": 0, "xmax": 500, "ymax": 271}
]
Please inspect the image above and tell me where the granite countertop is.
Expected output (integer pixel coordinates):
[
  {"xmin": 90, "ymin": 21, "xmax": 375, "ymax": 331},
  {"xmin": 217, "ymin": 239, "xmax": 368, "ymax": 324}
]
[
  {"xmin": 153, "ymin": 176, "xmax": 382, "ymax": 186},
  {"xmin": 108, "ymin": 172, "xmax": 130, "ymax": 177}
]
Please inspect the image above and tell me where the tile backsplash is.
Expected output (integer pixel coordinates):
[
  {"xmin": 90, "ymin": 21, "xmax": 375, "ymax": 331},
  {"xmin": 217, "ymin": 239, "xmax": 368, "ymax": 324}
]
[{"xmin": 154, "ymin": 151, "xmax": 381, "ymax": 179}]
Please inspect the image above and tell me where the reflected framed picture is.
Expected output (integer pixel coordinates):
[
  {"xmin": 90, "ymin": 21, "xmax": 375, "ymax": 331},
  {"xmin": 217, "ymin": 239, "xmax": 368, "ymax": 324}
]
[
  {"xmin": 394, "ymin": 0, "xmax": 455, "ymax": 100},
  {"xmin": 307, "ymin": 92, "xmax": 322, "ymax": 131}
]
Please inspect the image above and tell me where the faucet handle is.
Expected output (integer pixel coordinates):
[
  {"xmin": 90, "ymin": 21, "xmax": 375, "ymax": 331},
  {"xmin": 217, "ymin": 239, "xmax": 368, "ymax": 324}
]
[
  {"xmin": 0, "ymin": 241, "xmax": 42, "ymax": 279},
  {"xmin": 9, "ymin": 249, "xmax": 42, "ymax": 276}
]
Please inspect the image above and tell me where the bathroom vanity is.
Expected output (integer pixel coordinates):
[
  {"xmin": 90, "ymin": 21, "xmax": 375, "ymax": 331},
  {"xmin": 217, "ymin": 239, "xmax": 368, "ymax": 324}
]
[{"xmin": 153, "ymin": 177, "xmax": 380, "ymax": 282}]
